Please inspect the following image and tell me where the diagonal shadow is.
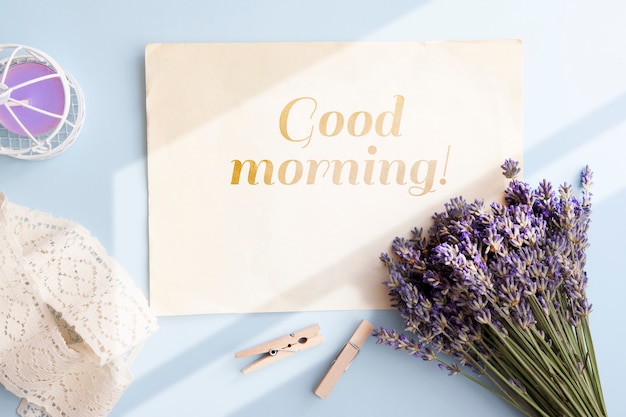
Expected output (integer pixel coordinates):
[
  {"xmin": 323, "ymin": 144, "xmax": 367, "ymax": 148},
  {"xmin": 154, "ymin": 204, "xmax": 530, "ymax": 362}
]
[{"xmin": 524, "ymin": 92, "xmax": 626, "ymax": 170}]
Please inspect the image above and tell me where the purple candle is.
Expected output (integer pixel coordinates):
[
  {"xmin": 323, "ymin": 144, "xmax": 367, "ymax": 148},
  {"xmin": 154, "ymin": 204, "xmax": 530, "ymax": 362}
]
[{"xmin": 0, "ymin": 62, "xmax": 66, "ymax": 136}]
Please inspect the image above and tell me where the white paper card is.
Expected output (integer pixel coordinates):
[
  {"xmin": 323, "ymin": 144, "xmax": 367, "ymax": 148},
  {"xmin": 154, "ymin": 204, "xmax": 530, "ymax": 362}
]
[{"xmin": 145, "ymin": 41, "xmax": 522, "ymax": 315}]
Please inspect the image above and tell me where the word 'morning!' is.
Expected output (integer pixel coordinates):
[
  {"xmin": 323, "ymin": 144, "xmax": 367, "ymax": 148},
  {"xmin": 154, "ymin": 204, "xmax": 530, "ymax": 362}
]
[
  {"xmin": 230, "ymin": 145, "xmax": 450, "ymax": 197},
  {"xmin": 279, "ymin": 95, "xmax": 405, "ymax": 148}
]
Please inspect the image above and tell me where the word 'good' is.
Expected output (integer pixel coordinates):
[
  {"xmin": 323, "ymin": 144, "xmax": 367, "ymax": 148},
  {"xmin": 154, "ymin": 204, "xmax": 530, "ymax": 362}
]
[{"xmin": 279, "ymin": 95, "xmax": 405, "ymax": 147}]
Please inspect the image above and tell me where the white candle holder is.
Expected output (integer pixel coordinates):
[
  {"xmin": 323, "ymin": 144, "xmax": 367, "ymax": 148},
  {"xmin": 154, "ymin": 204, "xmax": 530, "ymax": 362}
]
[{"xmin": 0, "ymin": 44, "xmax": 85, "ymax": 160}]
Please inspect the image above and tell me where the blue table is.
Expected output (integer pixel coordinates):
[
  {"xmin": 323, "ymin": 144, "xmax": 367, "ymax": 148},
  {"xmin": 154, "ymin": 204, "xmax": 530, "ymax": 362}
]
[{"xmin": 2, "ymin": 1, "xmax": 624, "ymax": 415}]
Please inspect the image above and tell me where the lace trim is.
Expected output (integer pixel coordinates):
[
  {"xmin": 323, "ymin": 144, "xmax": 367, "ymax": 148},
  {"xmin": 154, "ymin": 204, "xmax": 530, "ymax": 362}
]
[{"xmin": 0, "ymin": 193, "xmax": 158, "ymax": 417}]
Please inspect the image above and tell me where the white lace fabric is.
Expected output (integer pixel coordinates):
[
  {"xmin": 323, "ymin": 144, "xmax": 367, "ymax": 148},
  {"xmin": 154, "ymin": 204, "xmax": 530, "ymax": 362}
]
[{"xmin": 0, "ymin": 193, "xmax": 158, "ymax": 417}]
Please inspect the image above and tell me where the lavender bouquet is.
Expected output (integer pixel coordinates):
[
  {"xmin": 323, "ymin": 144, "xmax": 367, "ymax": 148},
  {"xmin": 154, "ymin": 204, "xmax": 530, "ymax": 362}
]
[{"xmin": 374, "ymin": 160, "xmax": 606, "ymax": 417}]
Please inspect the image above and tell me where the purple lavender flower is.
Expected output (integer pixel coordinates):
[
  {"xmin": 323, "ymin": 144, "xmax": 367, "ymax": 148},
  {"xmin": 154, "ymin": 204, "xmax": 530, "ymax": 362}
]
[
  {"xmin": 501, "ymin": 158, "xmax": 521, "ymax": 179},
  {"xmin": 374, "ymin": 160, "xmax": 606, "ymax": 417}
]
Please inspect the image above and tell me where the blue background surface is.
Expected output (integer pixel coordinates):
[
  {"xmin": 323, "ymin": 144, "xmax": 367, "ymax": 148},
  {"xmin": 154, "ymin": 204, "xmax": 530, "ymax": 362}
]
[{"xmin": 1, "ymin": 1, "xmax": 625, "ymax": 416}]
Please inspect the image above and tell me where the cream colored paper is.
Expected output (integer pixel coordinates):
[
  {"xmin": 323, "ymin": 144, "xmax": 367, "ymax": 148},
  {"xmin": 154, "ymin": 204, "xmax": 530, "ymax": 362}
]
[{"xmin": 145, "ymin": 41, "xmax": 522, "ymax": 316}]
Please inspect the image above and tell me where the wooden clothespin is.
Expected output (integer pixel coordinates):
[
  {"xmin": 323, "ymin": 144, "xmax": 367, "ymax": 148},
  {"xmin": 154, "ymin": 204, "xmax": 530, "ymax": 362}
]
[
  {"xmin": 314, "ymin": 319, "xmax": 373, "ymax": 399},
  {"xmin": 235, "ymin": 324, "xmax": 324, "ymax": 374}
]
